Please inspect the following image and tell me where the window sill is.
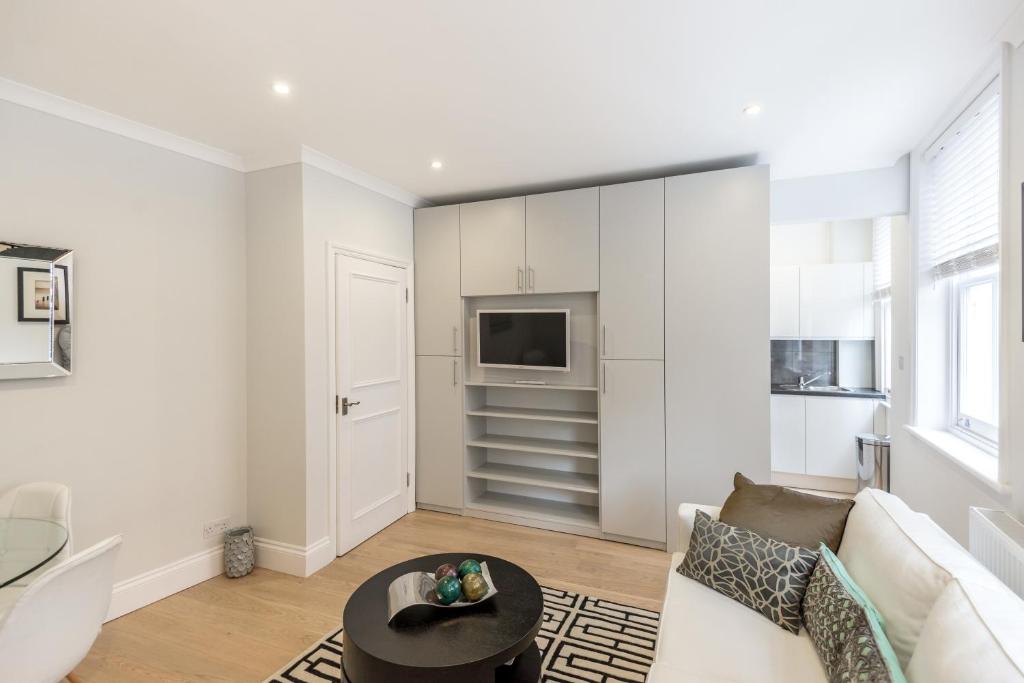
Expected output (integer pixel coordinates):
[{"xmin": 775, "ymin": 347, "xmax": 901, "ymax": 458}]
[{"xmin": 903, "ymin": 425, "xmax": 1010, "ymax": 497}]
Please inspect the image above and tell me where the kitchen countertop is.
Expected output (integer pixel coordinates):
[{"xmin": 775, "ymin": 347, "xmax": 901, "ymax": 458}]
[{"xmin": 771, "ymin": 385, "xmax": 886, "ymax": 399}]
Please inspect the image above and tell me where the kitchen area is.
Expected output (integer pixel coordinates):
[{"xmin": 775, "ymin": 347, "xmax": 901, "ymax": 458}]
[{"xmin": 770, "ymin": 218, "xmax": 892, "ymax": 494}]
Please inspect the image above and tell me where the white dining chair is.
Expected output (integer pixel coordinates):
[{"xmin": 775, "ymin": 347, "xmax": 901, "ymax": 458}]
[
  {"xmin": 0, "ymin": 535, "xmax": 121, "ymax": 683},
  {"xmin": 0, "ymin": 482, "xmax": 73, "ymax": 563}
]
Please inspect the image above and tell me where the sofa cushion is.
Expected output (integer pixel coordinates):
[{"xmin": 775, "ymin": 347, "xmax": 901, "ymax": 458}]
[
  {"xmin": 657, "ymin": 553, "xmax": 826, "ymax": 682},
  {"xmin": 906, "ymin": 578, "xmax": 1024, "ymax": 683},
  {"xmin": 720, "ymin": 472, "xmax": 855, "ymax": 552},
  {"xmin": 802, "ymin": 544, "xmax": 906, "ymax": 682},
  {"xmin": 836, "ymin": 488, "xmax": 994, "ymax": 668},
  {"xmin": 678, "ymin": 510, "xmax": 819, "ymax": 633}
]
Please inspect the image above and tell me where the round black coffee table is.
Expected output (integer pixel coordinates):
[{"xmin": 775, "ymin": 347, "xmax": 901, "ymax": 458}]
[{"xmin": 341, "ymin": 553, "xmax": 543, "ymax": 683}]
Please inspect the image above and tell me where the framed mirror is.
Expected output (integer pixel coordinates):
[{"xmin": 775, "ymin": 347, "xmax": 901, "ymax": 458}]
[{"xmin": 0, "ymin": 242, "xmax": 74, "ymax": 379}]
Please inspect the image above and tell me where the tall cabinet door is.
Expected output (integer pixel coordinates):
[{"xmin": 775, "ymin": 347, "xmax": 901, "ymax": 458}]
[
  {"xmin": 460, "ymin": 197, "xmax": 525, "ymax": 297},
  {"xmin": 415, "ymin": 356, "xmax": 464, "ymax": 509},
  {"xmin": 600, "ymin": 179, "xmax": 664, "ymax": 359},
  {"xmin": 600, "ymin": 360, "xmax": 666, "ymax": 543},
  {"xmin": 525, "ymin": 188, "xmax": 599, "ymax": 294},
  {"xmin": 414, "ymin": 206, "xmax": 462, "ymax": 356},
  {"xmin": 665, "ymin": 165, "xmax": 770, "ymax": 551}
]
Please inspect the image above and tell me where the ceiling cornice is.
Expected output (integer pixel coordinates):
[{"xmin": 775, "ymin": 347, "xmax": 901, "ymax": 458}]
[
  {"xmin": 0, "ymin": 77, "xmax": 246, "ymax": 171},
  {"xmin": 299, "ymin": 146, "xmax": 430, "ymax": 208}
]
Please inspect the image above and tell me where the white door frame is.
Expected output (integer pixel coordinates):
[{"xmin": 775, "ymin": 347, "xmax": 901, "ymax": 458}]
[{"xmin": 326, "ymin": 242, "xmax": 417, "ymax": 557}]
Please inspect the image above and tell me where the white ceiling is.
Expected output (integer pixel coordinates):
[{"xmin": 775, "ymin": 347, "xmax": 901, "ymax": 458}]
[{"xmin": 1, "ymin": 1, "xmax": 1020, "ymax": 203}]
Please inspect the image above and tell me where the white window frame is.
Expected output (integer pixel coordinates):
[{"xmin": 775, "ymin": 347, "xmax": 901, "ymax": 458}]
[
  {"xmin": 878, "ymin": 297, "xmax": 893, "ymax": 397},
  {"xmin": 948, "ymin": 267, "xmax": 999, "ymax": 452}
]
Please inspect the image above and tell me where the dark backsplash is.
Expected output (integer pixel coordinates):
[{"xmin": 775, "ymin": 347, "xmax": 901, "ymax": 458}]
[{"xmin": 771, "ymin": 340, "xmax": 836, "ymax": 386}]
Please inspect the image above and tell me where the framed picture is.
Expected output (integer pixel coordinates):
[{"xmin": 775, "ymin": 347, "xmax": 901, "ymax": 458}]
[{"xmin": 17, "ymin": 265, "xmax": 70, "ymax": 324}]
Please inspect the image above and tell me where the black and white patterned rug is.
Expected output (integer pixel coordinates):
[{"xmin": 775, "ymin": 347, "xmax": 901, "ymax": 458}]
[{"xmin": 265, "ymin": 586, "xmax": 661, "ymax": 682}]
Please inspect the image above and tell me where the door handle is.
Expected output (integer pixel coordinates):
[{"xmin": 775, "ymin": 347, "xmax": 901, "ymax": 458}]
[
  {"xmin": 528, "ymin": 267, "xmax": 535, "ymax": 292},
  {"xmin": 452, "ymin": 325, "xmax": 459, "ymax": 354},
  {"xmin": 602, "ymin": 325, "xmax": 606, "ymax": 356},
  {"xmin": 341, "ymin": 397, "xmax": 361, "ymax": 416},
  {"xmin": 453, "ymin": 359, "xmax": 458, "ymax": 386},
  {"xmin": 602, "ymin": 363, "xmax": 607, "ymax": 394},
  {"xmin": 517, "ymin": 267, "xmax": 524, "ymax": 292}
]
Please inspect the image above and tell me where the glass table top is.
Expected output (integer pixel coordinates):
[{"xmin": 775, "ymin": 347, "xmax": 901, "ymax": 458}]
[{"xmin": 0, "ymin": 518, "xmax": 69, "ymax": 588}]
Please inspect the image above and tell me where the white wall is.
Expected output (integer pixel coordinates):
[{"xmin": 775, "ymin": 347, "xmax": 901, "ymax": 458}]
[
  {"xmin": 0, "ymin": 100, "xmax": 247, "ymax": 583},
  {"xmin": 245, "ymin": 164, "xmax": 307, "ymax": 547},
  {"xmin": 0, "ymin": 257, "xmax": 51, "ymax": 362},
  {"xmin": 891, "ymin": 42, "xmax": 1024, "ymax": 544},
  {"xmin": 300, "ymin": 164, "xmax": 413, "ymax": 547},
  {"xmin": 771, "ymin": 157, "xmax": 909, "ymax": 224}
]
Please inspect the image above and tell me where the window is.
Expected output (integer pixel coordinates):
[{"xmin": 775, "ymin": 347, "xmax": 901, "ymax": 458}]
[
  {"xmin": 879, "ymin": 297, "xmax": 893, "ymax": 395},
  {"xmin": 952, "ymin": 268, "xmax": 999, "ymax": 445},
  {"xmin": 872, "ymin": 217, "xmax": 893, "ymax": 396},
  {"xmin": 920, "ymin": 78, "xmax": 1001, "ymax": 452}
]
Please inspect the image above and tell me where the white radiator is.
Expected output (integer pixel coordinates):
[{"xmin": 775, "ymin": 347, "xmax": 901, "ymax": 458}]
[{"xmin": 969, "ymin": 507, "xmax": 1024, "ymax": 599}]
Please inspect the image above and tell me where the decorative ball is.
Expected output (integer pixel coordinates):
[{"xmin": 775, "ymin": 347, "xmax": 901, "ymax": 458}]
[
  {"xmin": 436, "ymin": 575, "xmax": 462, "ymax": 605},
  {"xmin": 434, "ymin": 563, "xmax": 458, "ymax": 581},
  {"xmin": 458, "ymin": 559, "xmax": 482, "ymax": 578},
  {"xmin": 461, "ymin": 572, "xmax": 489, "ymax": 602}
]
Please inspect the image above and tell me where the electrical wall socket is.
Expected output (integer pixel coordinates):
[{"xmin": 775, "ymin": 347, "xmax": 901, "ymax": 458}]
[{"xmin": 203, "ymin": 517, "xmax": 230, "ymax": 539}]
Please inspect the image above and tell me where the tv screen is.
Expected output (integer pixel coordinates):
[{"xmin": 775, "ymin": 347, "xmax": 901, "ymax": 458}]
[{"xmin": 477, "ymin": 310, "xmax": 569, "ymax": 371}]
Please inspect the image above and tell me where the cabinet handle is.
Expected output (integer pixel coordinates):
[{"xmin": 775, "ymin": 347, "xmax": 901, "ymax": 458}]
[
  {"xmin": 602, "ymin": 362, "xmax": 607, "ymax": 394},
  {"xmin": 516, "ymin": 267, "xmax": 523, "ymax": 292},
  {"xmin": 602, "ymin": 325, "xmax": 606, "ymax": 356},
  {"xmin": 452, "ymin": 325, "xmax": 459, "ymax": 354},
  {"xmin": 453, "ymin": 359, "xmax": 458, "ymax": 386},
  {"xmin": 528, "ymin": 267, "xmax": 535, "ymax": 292}
]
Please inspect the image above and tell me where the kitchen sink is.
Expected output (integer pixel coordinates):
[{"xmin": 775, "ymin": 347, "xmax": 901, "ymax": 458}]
[{"xmin": 777, "ymin": 385, "xmax": 852, "ymax": 392}]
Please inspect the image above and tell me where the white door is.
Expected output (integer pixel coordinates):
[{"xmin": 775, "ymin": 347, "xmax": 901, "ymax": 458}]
[
  {"xmin": 600, "ymin": 179, "xmax": 664, "ymax": 359},
  {"xmin": 769, "ymin": 267, "xmax": 800, "ymax": 338},
  {"xmin": 526, "ymin": 187, "xmax": 599, "ymax": 294},
  {"xmin": 770, "ymin": 395, "xmax": 806, "ymax": 474},
  {"xmin": 600, "ymin": 359, "xmax": 666, "ymax": 542},
  {"xmin": 336, "ymin": 254, "xmax": 409, "ymax": 555},
  {"xmin": 805, "ymin": 397, "xmax": 874, "ymax": 479},
  {"xmin": 460, "ymin": 197, "xmax": 526, "ymax": 296}
]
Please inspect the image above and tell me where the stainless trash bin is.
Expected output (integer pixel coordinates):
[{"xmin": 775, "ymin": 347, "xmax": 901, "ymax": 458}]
[{"xmin": 856, "ymin": 433, "xmax": 891, "ymax": 492}]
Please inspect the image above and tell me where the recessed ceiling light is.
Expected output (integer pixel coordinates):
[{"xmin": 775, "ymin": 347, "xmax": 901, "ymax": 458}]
[
  {"xmin": 743, "ymin": 103, "xmax": 762, "ymax": 117},
  {"xmin": 431, "ymin": 160, "xmax": 443, "ymax": 170},
  {"xmin": 272, "ymin": 82, "xmax": 291, "ymax": 96}
]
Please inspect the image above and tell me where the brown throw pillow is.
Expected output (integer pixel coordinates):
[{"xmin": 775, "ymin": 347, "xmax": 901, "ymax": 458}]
[{"xmin": 718, "ymin": 473, "xmax": 854, "ymax": 552}]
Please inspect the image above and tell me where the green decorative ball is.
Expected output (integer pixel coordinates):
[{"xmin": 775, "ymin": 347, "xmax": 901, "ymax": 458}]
[
  {"xmin": 458, "ymin": 559, "xmax": 482, "ymax": 578},
  {"xmin": 435, "ymin": 575, "xmax": 462, "ymax": 605},
  {"xmin": 461, "ymin": 572, "xmax": 489, "ymax": 602}
]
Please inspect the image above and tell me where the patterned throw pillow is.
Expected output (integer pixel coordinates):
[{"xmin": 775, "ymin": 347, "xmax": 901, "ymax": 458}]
[
  {"xmin": 802, "ymin": 544, "xmax": 906, "ymax": 683},
  {"xmin": 677, "ymin": 510, "xmax": 819, "ymax": 633}
]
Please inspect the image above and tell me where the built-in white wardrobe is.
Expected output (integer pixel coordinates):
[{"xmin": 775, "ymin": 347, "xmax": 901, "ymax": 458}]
[{"xmin": 413, "ymin": 165, "xmax": 769, "ymax": 550}]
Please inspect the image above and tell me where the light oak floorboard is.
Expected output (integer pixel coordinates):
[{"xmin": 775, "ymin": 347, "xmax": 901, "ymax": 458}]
[{"xmin": 77, "ymin": 510, "xmax": 671, "ymax": 682}]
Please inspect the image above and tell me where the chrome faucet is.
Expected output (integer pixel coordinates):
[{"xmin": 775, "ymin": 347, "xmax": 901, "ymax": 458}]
[{"xmin": 799, "ymin": 372, "xmax": 829, "ymax": 390}]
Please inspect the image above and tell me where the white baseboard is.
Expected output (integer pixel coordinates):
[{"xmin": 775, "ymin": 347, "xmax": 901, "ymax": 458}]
[
  {"xmin": 105, "ymin": 546, "xmax": 224, "ymax": 622},
  {"xmin": 255, "ymin": 536, "xmax": 334, "ymax": 577}
]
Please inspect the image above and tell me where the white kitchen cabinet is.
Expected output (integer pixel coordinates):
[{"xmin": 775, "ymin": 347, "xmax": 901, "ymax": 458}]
[
  {"xmin": 525, "ymin": 188, "xmax": 599, "ymax": 294},
  {"xmin": 770, "ymin": 394, "xmax": 805, "ymax": 474},
  {"xmin": 770, "ymin": 267, "xmax": 800, "ymax": 338},
  {"xmin": 599, "ymin": 179, "xmax": 664, "ymax": 359},
  {"xmin": 414, "ymin": 205, "xmax": 462, "ymax": 356},
  {"xmin": 415, "ymin": 356, "xmax": 464, "ymax": 510},
  {"xmin": 460, "ymin": 197, "xmax": 526, "ymax": 296},
  {"xmin": 600, "ymin": 360, "xmax": 666, "ymax": 543},
  {"xmin": 805, "ymin": 397, "xmax": 874, "ymax": 479},
  {"xmin": 799, "ymin": 263, "xmax": 870, "ymax": 339}
]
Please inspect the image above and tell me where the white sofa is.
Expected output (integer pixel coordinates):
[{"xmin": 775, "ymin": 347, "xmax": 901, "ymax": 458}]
[{"xmin": 648, "ymin": 488, "xmax": 1024, "ymax": 682}]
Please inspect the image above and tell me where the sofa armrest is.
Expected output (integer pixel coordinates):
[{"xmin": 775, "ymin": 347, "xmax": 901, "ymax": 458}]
[{"xmin": 678, "ymin": 503, "xmax": 722, "ymax": 551}]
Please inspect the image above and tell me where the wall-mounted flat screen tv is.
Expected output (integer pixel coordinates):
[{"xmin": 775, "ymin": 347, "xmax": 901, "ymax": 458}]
[{"xmin": 476, "ymin": 309, "xmax": 570, "ymax": 372}]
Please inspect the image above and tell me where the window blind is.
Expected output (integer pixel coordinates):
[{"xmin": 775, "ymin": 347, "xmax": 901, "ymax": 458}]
[
  {"xmin": 921, "ymin": 79, "xmax": 1001, "ymax": 280},
  {"xmin": 872, "ymin": 216, "xmax": 892, "ymax": 299}
]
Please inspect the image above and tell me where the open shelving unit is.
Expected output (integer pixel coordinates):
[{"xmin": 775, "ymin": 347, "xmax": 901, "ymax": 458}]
[{"xmin": 462, "ymin": 381, "xmax": 601, "ymax": 535}]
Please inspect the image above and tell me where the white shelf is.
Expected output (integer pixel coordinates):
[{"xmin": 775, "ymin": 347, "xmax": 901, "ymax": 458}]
[
  {"xmin": 468, "ymin": 491, "xmax": 599, "ymax": 529},
  {"xmin": 466, "ymin": 405, "xmax": 598, "ymax": 424},
  {"xmin": 464, "ymin": 381, "xmax": 599, "ymax": 392},
  {"xmin": 466, "ymin": 434, "xmax": 599, "ymax": 459},
  {"xmin": 467, "ymin": 462, "xmax": 599, "ymax": 494}
]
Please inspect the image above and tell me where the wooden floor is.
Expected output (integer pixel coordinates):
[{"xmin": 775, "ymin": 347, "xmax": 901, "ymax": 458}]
[{"xmin": 77, "ymin": 510, "xmax": 672, "ymax": 682}]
